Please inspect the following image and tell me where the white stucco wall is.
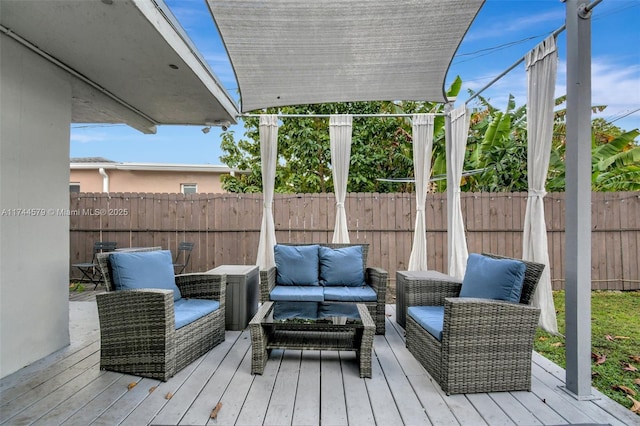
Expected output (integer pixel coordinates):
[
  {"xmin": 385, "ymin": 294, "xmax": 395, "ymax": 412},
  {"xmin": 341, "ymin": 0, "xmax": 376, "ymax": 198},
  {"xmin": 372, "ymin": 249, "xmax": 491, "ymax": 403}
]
[{"xmin": 1, "ymin": 35, "xmax": 71, "ymax": 378}]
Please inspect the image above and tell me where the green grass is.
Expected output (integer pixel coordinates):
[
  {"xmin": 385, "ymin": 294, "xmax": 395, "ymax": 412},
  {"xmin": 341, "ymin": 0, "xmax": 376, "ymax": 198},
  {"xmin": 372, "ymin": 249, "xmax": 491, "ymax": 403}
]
[
  {"xmin": 69, "ymin": 282, "xmax": 86, "ymax": 292},
  {"xmin": 534, "ymin": 290, "xmax": 640, "ymax": 412}
]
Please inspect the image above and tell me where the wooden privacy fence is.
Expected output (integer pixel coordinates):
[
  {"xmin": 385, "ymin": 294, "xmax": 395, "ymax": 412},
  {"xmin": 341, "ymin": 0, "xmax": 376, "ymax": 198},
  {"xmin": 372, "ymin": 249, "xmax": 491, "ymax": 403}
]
[{"xmin": 69, "ymin": 191, "xmax": 640, "ymax": 291}]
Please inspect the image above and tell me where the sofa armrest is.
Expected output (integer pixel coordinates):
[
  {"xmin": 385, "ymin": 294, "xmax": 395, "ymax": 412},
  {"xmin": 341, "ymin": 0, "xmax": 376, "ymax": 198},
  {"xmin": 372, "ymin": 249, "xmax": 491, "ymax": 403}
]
[
  {"xmin": 96, "ymin": 290, "xmax": 175, "ymax": 343},
  {"xmin": 96, "ymin": 289, "xmax": 177, "ymax": 380},
  {"xmin": 404, "ymin": 276, "xmax": 462, "ymax": 307},
  {"xmin": 176, "ymin": 273, "xmax": 226, "ymax": 308},
  {"xmin": 442, "ymin": 297, "xmax": 540, "ymax": 345},
  {"xmin": 366, "ymin": 267, "xmax": 388, "ymax": 302},
  {"xmin": 259, "ymin": 267, "xmax": 276, "ymax": 303},
  {"xmin": 97, "ymin": 289, "xmax": 175, "ymax": 328}
]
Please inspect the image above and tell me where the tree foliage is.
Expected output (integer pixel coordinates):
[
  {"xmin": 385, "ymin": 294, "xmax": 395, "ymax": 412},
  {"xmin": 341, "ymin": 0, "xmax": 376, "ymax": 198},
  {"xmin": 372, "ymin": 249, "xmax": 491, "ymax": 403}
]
[
  {"xmin": 546, "ymin": 98, "xmax": 640, "ymax": 191},
  {"xmin": 462, "ymin": 94, "xmax": 529, "ymax": 192},
  {"xmin": 220, "ymin": 79, "xmax": 639, "ymax": 193},
  {"xmin": 221, "ymin": 102, "xmax": 417, "ymax": 193}
]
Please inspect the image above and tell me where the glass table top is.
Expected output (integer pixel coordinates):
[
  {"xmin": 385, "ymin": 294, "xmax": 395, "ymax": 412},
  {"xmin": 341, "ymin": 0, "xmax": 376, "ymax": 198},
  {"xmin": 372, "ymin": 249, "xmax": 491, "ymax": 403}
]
[{"xmin": 263, "ymin": 301, "xmax": 363, "ymax": 325}]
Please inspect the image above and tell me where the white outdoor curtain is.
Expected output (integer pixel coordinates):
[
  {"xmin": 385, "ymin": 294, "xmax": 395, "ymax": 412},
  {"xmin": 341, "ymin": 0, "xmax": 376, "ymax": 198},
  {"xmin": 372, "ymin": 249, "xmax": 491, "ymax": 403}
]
[
  {"xmin": 408, "ymin": 114, "xmax": 435, "ymax": 271},
  {"xmin": 329, "ymin": 114, "xmax": 353, "ymax": 243},
  {"xmin": 256, "ymin": 115, "xmax": 279, "ymax": 269},
  {"xmin": 523, "ymin": 35, "xmax": 559, "ymax": 334},
  {"xmin": 446, "ymin": 106, "xmax": 471, "ymax": 278}
]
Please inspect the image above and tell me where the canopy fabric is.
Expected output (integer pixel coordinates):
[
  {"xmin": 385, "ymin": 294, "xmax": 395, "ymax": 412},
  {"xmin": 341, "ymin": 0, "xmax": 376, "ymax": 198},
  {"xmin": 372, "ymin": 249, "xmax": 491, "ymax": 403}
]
[
  {"xmin": 330, "ymin": 115, "xmax": 353, "ymax": 243},
  {"xmin": 207, "ymin": 0, "xmax": 486, "ymax": 112},
  {"xmin": 522, "ymin": 36, "xmax": 559, "ymax": 335},
  {"xmin": 408, "ymin": 114, "xmax": 435, "ymax": 271},
  {"xmin": 256, "ymin": 115, "xmax": 279, "ymax": 269},
  {"xmin": 446, "ymin": 106, "xmax": 471, "ymax": 278}
]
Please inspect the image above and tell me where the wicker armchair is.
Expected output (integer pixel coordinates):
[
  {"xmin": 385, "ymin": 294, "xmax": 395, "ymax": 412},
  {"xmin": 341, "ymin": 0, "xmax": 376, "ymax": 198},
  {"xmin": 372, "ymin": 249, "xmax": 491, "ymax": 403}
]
[
  {"xmin": 259, "ymin": 243, "xmax": 388, "ymax": 334},
  {"xmin": 95, "ymin": 248, "xmax": 226, "ymax": 381},
  {"xmin": 405, "ymin": 253, "xmax": 544, "ymax": 394}
]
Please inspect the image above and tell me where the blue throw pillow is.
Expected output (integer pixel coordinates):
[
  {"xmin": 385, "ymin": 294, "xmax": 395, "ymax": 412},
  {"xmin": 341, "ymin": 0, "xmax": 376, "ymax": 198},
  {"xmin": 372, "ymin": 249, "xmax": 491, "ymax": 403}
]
[
  {"xmin": 274, "ymin": 244, "xmax": 320, "ymax": 285},
  {"xmin": 459, "ymin": 253, "xmax": 526, "ymax": 302},
  {"xmin": 319, "ymin": 245, "xmax": 365, "ymax": 287},
  {"xmin": 109, "ymin": 250, "xmax": 182, "ymax": 301}
]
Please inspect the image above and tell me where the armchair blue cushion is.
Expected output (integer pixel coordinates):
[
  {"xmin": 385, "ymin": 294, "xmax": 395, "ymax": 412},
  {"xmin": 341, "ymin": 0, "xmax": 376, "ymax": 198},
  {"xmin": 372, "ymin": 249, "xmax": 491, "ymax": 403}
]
[
  {"xmin": 319, "ymin": 245, "xmax": 365, "ymax": 286},
  {"xmin": 459, "ymin": 253, "xmax": 526, "ymax": 302},
  {"xmin": 109, "ymin": 250, "xmax": 182, "ymax": 301},
  {"xmin": 174, "ymin": 299, "xmax": 220, "ymax": 329},
  {"xmin": 274, "ymin": 244, "xmax": 320, "ymax": 285},
  {"xmin": 407, "ymin": 306, "xmax": 445, "ymax": 341}
]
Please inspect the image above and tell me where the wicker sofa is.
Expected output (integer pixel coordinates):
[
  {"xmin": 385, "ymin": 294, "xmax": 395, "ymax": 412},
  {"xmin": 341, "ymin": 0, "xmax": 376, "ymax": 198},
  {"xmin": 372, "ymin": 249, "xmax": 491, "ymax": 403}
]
[
  {"xmin": 259, "ymin": 243, "xmax": 388, "ymax": 334},
  {"xmin": 95, "ymin": 248, "xmax": 226, "ymax": 381},
  {"xmin": 405, "ymin": 253, "xmax": 544, "ymax": 394}
]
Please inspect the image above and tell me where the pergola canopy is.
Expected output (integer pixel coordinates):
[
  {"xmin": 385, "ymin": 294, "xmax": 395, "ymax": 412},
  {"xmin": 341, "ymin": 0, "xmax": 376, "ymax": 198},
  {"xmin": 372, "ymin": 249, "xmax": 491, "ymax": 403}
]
[{"xmin": 207, "ymin": 0, "xmax": 485, "ymax": 112}]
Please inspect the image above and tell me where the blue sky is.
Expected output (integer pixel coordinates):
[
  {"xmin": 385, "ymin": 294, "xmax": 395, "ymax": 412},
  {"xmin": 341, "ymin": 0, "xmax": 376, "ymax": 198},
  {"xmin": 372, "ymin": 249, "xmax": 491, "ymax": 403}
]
[{"xmin": 70, "ymin": 0, "xmax": 640, "ymax": 165}]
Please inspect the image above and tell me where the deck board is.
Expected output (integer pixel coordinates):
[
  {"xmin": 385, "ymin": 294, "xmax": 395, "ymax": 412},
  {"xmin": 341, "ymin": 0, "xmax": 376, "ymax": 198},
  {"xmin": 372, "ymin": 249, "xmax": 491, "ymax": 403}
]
[
  {"xmin": 320, "ymin": 351, "xmax": 349, "ymax": 426},
  {"xmin": 0, "ymin": 300, "xmax": 637, "ymax": 426},
  {"xmin": 342, "ymin": 351, "xmax": 376, "ymax": 426},
  {"xmin": 466, "ymin": 393, "xmax": 517, "ymax": 425},
  {"xmin": 291, "ymin": 351, "xmax": 320, "ymax": 425},
  {"xmin": 362, "ymin": 349, "xmax": 405, "ymax": 425},
  {"xmin": 152, "ymin": 332, "xmax": 241, "ymax": 426},
  {"xmin": 235, "ymin": 349, "xmax": 283, "ymax": 426},
  {"xmin": 90, "ymin": 376, "xmax": 156, "ymax": 426},
  {"xmin": 263, "ymin": 350, "xmax": 301, "ymax": 426},
  {"xmin": 487, "ymin": 392, "xmax": 543, "ymax": 425},
  {"xmin": 509, "ymin": 390, "xmax": 567, "ymax": 425},
  {"xmin": 179, "ymin": 331, "xmax": 251, "ymax": 426}
]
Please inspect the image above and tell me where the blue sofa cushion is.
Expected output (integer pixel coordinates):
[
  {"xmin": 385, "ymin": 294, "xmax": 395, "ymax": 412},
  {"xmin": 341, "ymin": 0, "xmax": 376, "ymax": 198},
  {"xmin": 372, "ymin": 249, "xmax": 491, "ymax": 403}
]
[
  {"xmin": 272, "ymin": 301, "xmax": 319, "ymax": 320},
  {"xmin": 323, "ymin": 286, "xmax": 377, "ymax": 302},
  {"xmin": 274, "ymin": 244, "xmax": 320, "ymax": 285},
  {"xmin": 109, "ymin": 250, "xmax": 182, "ymax": 301},
  {"xmin": 408, "ymin": 306, "xmax": 445, "ymax": 341},
  {"xmin": 174, "ymin": 298, "xmax": 220, "ymax": 329},
  {"xmin": 319, "ymin": 245, "xmax": 365, "ymax": 287},
  {"xmin": 459, "ymin": 253, "xmax": 526, "ymax": 302},
  {"xmin": 270, "ymin": 285, "xmax": 325, "ymax": 302}
]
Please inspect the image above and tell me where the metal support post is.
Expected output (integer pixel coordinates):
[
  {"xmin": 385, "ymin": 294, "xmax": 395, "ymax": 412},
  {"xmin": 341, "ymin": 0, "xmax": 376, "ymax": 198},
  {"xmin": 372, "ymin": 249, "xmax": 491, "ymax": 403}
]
[{"xmin": 563, "ymin": 0, "xmax": 594, "ymax": 399}]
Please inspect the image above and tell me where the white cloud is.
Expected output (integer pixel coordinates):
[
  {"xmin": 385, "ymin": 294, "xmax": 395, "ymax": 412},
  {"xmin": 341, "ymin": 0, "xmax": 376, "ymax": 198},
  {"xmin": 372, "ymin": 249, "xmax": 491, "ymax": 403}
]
[
  {"xmin": 461, "ymin": 54, "xmax": 640, "ymax": 132},
  {"xmin": 465, "ymin": 9, "xmax": 565, "ymax": 43},
  {"xmin": 70, "ymin": 132, "xmax": 109, "ymax": 144},
  {"xmin": 203, "ymin": 52, "xmax": 235, "ymax": 79},
  {"xmin": 590, "ymin": 57, "xmax": 640, "ymax": 122},
  {"xmin": 462, "ymin": 66, "xmax": 528, "ymax": 109}
]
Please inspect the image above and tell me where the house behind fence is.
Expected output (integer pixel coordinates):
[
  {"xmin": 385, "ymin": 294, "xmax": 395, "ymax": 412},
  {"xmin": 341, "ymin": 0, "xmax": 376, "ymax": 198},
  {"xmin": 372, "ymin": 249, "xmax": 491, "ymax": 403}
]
[{"xmin": 69, "ymin": 191, "xmax": 640, "ymax": 291}]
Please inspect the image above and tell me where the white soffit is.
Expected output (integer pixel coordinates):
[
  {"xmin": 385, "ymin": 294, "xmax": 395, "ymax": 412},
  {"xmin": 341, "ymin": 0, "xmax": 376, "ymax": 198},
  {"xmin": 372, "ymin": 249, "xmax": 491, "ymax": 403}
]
[
  {"xmin": 207, "ymin": 0, "xmax": 485, "ymax": 113},
  {"xmin": 1, "ymin": 0, "xmax": 239, "ymax": 133}
]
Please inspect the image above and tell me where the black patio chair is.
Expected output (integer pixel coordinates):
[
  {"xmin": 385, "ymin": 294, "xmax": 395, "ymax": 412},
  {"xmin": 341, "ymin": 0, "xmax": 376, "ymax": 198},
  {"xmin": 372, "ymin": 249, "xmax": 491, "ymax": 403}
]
[
  {"xmin": 72, "ymin": 241, "xmax": 117, "ymax": 288},
  {"xmin": 173, "ymin": 242, "xmax": 194, "ymax": 274}
]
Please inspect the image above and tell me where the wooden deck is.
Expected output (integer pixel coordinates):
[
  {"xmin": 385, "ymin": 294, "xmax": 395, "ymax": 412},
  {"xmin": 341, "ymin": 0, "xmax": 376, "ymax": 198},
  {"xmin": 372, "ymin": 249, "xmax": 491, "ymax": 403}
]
[{"xmin": 1, "ymin": 294, "xmax": 637, "ymax": 425}]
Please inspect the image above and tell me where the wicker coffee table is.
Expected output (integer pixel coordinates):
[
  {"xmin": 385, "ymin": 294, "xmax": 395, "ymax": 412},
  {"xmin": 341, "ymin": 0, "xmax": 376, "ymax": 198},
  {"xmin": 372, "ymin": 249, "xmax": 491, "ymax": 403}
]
[{"xmin": 249, "ymin": 302, "xmax": 375, "ymax": 378}]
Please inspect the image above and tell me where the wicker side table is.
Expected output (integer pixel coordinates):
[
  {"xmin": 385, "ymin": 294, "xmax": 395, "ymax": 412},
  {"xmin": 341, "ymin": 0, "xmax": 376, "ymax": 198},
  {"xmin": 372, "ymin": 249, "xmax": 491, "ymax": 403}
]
[
  {"xmin": 396, "ymin": 270, "xmax": 459, "ymax": 328},
  {"xmin": 249, "ymin": 302, "xmax": 375, "ymax": 378}
]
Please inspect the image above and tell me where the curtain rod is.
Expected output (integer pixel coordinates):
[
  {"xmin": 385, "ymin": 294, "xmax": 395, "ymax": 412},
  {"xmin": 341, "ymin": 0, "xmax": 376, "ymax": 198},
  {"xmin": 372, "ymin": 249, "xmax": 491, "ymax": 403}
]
[
  {"xmin": 239, "ymin": 112, "xmax": 447, "ymax": 118},
  {"xmin": 465, "ymin": 24, "xmax": 566, "ymax": 106}
]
